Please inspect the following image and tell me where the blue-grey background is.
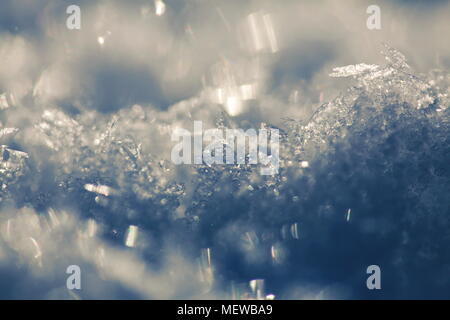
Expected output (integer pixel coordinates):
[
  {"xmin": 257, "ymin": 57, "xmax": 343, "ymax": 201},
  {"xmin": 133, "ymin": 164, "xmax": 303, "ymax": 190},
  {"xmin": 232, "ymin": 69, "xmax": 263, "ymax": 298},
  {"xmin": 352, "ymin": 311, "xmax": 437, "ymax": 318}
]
[{"xmin": 0, "ymin": 0, "xmax": 449, "ymax": 299}]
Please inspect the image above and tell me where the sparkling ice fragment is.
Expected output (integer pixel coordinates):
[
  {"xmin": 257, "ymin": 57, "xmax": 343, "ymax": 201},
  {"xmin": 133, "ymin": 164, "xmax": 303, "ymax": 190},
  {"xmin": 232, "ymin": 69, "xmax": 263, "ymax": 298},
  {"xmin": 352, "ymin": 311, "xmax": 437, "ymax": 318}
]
[
  {"xmin": 330, "ymin": 64, "xmax": 380, "ymax": 78},
  {"xmin": 84, "ymin": 184, "xmax": 114, "ymax": 197}
]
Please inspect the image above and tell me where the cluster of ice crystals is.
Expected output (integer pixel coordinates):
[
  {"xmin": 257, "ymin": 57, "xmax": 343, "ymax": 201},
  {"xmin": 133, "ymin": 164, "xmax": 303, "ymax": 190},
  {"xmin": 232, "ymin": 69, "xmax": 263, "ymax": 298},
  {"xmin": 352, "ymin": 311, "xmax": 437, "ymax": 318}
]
[
  {"xmin": 185, "ymin": 46, "xmax": 449, "ymax": 298},
  {"xmin": 292, "ymin": 45, "xmax": 447, "ymax": 161},
  {"xmin": 0, "ymin": 46, "xmax": 449, "ymax": 299},
  {"xmin": 0, "ymin": 145, "xmax": 29, "ymax": 200}
]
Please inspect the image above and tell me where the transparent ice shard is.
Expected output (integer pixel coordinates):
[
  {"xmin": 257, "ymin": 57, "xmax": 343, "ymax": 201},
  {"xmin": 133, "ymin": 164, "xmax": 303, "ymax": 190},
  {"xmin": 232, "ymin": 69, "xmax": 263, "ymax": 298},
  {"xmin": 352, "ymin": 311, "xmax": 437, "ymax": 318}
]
[
  {"xmin": 329, "ymin": 63, "xmax": 380, "ymax": 78},
  {"xmin": 381, "ymin": 43, "xmax": 410, "ymax": 70}
]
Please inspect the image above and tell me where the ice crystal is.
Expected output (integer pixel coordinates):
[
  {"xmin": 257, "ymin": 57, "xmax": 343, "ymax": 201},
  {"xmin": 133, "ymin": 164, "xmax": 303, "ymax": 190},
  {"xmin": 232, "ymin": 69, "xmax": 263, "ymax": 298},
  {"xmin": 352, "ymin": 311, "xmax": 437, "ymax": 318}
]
[
  {"xmin": 0, "ymin": 127, "xmax": 18, "ymax": 139},
  {"xmin": 329, "ymin": 63, "xmax": 380, "ymax": 78}
]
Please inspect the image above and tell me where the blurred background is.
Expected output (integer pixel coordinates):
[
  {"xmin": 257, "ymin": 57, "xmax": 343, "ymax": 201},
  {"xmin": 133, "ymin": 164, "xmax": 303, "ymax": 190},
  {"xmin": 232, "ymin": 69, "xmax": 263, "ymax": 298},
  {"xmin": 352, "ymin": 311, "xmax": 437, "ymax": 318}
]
[{"xmin": 0, "ymin": 0, "xmax": 449, "ymax": 299}]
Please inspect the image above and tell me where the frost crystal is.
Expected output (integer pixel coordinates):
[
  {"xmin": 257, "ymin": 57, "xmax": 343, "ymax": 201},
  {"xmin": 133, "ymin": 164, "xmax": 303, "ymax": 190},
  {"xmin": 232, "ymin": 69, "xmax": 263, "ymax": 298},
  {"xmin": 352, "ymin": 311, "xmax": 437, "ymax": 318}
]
[
  {"xmin": 329, "ymin": 63, "xmax": 380, "ymax": 78},
  {"xmin": 0, "ymin": 127, "xmax": 18, "ymax": 139}
]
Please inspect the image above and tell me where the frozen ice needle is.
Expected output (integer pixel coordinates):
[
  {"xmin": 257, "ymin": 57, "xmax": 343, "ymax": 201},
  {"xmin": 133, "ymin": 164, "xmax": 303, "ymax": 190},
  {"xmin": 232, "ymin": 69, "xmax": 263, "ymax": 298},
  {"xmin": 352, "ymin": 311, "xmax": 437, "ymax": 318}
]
[{"xmin": 330, "ymin": 64, "xmax": 379, "ymax": 78}]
